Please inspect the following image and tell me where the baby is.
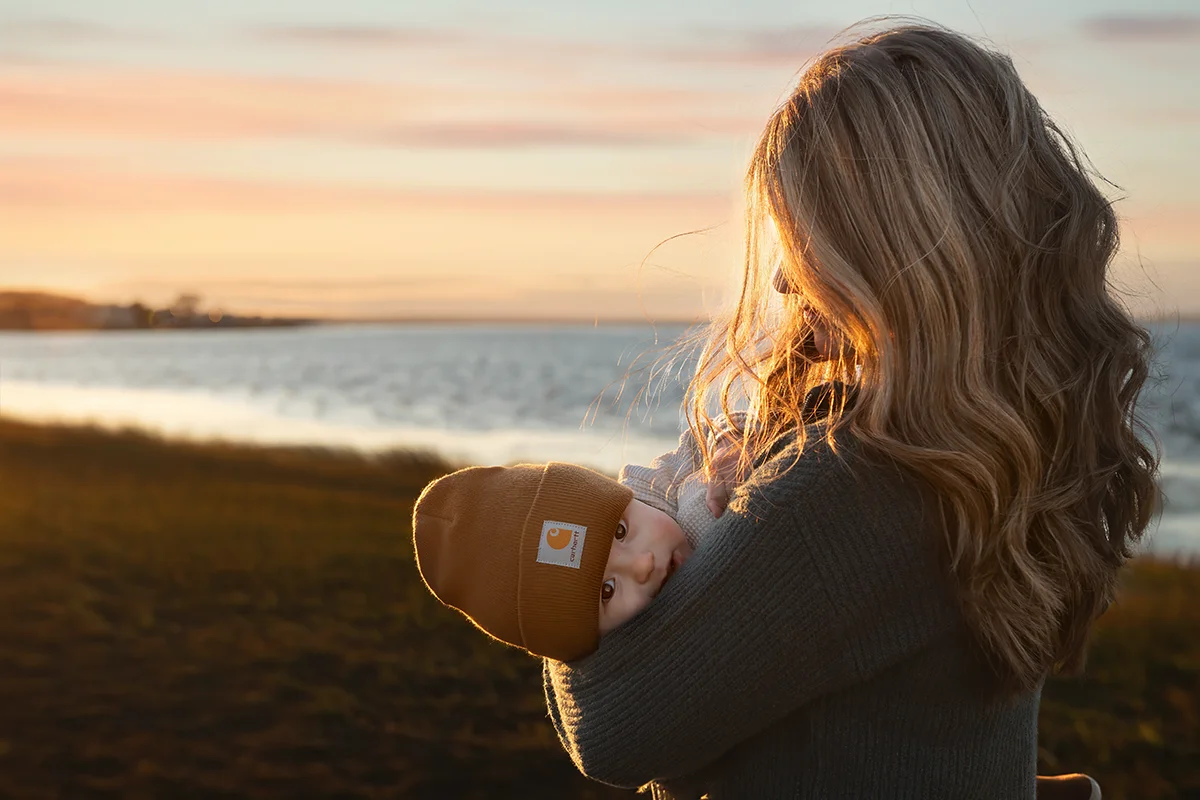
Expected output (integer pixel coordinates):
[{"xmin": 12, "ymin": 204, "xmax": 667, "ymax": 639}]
[
  {"xmin": 412, "ymin": 382, "xmax": 854, "ymax": 661},
  {"xmin": 411, "ymin": 413, "xmax": 749, "ymax": 662}
]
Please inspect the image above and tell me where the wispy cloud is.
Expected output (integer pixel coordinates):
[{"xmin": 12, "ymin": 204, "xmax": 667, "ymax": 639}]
[
  {"xmin": 659, "ymin": 24, "xmax": 843, "ymax": 67},
  {"xmin": 102, "ymin": 276, "xmax": 449, "ymax": 293},
  {"xmin": 0, "ymin": 156, "xmax": 731, "ymax": 213},
  {"xmin": 1, "ymin": 17, "xmax": 156, "ymax": 44},
  {"xmin": 249, "ymin": 21, "xmax": 636, "ymax": 61},
  {"xmin": 0, "ymin": 61, "xmax": 759, "ymax": 148},
  {"xmin": 1140, "ymin": 108, "xmax": 1200, "ymax": 126},
  {"xmin": 0, "ymin": 63, "xmax": 438, "ymax": 142},
  {"xmin": 535, "ymin": 85, "xmax": 747, "ymax": 113},
  {"xmin": 245, "ymin": 19, "xmax": 839, "ymax": 73},
  {"xmin": 1082, "ymin": 14, "xmax": 1200, "ymax": 42},
  {"xmin": 374, "ymin": 121, "xmax": 686, "ymax": 149},
  {"xmin": 249, "ymin": 23, "xmax": 463, "ymax": 48}
]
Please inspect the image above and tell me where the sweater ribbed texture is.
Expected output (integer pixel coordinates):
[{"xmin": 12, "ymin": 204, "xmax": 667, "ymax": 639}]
[{"xmin": 543, "ymin": 386, "xmax": 1042, "ymax": 799}]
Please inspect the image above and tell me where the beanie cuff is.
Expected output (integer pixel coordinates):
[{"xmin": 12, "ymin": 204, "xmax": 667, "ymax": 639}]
[{"xmin": 516, "ymin": 463, "xmax": 633, "ymax": 661}]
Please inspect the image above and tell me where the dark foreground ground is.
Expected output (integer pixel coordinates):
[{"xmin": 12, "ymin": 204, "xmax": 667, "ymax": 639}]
[{"xmin": 0, "ymin": 418, "xmax": 1195, "ymax": 799}]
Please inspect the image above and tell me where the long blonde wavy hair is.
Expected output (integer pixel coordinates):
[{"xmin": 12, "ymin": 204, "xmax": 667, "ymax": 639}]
[{"xmin": 680, "ymin": 19, "xmax": 1163, "ymax": 696}]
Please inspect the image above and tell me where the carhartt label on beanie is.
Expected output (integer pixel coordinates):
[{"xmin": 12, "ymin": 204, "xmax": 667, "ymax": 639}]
[
  {"xmin": 412, "ymin": 461, "xmax": 633, "ymax": 662},
  {"xmin": 536, "ymin": 520, "xmax": 587, "ymax": 568}
]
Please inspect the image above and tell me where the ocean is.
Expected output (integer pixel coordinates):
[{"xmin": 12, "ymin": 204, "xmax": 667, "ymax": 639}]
[{"xmin": 0, "ymin": 321, "xmax": 1195, "ymax": 557}]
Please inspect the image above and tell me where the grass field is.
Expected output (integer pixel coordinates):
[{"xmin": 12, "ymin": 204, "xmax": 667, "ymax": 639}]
[{"xmin": 0, "ymin": 417, "xmax": 1195, "ymax": 798}]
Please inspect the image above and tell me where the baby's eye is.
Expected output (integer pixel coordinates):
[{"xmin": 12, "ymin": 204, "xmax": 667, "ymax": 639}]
[
  {"xmin": 601, "ymin": 578, "xmax": 615, "ymax": 603},
  {"xmin": 615, "ymin": 521, "xmax": 627, "ymax": 541}
]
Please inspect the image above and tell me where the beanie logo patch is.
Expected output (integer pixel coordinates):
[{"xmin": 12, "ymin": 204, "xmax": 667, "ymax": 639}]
[{"xmin": 537, "ymin": 520, "xmax": 586, "ymax": 569}]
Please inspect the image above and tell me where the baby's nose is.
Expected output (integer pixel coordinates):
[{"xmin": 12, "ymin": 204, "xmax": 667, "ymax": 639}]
[{"xmin": 633, "ymin": 551, "xmax": 655, "ymax": 584}]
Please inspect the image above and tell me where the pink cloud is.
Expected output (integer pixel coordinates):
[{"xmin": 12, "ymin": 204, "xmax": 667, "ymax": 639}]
[
  {"xmin": 0, "ymin": 60, "xmax": 764, "ymax": 148},
  {"xmin": 1082, "ymin": 14, "xmax": 1200, "ymax": 42},
  {"xmin": 2, "ymin": 17, "xmax": 156, "ymax": 44},
  {"xmin": 245, "ymin": 20, "xmax": 837, "ymax": 72},
  {"xmin": 373, "ymin": 121, "xmax": 687, "ymax": 148},
  {"xmin": 0, "ymin": 155, "xmax": 731, "ymax": 213},
  {"xmin": 535, "ymin": 85, "xmax": 747, "ymax": 113},
  {"xmin": 0, "ymin": 62, "xmax": 441, "ymax": 141},
  {"xmin": 248, "ymin": 23, "xmax": 465, "ymax": 48},
  {"xmin": 658, "ymin": 24, "xmax": 843, "ymax": 68}
]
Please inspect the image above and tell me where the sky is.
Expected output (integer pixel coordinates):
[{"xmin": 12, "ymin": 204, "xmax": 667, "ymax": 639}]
[{"xmin": 0, "ymin": 0, "xmax": 1196, "ymax": 321}]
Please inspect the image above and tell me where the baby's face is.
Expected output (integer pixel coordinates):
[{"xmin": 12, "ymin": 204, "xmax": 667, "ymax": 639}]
[{"xmin": 598, "ymin": 498, "xmax": 693, "ymax": 635}]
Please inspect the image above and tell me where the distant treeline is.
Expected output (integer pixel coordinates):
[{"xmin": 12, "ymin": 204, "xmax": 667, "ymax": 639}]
[{"xmin": 0, "ymin": 290, "xmax": 315, "ymax": 331}]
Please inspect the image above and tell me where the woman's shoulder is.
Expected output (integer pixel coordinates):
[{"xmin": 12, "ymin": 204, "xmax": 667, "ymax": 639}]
[
  {"xmin": 738, "ymin": 423, "xmax": 946, "ymax": 585},
  {"xmin": 746, "ymin": 421, "xmax": 911, "ymax": 506}
]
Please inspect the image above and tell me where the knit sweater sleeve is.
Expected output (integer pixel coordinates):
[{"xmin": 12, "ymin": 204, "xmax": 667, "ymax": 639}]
[
  {"xmin": 618, "ymin": 412, "xmax": 748, "ymax": 516},
  {"xmin": 543, "ymin": 430, "xmax": 957, "ymax": 788},
  {"xmin": 617, "ymin": 429, "xmax": 698, "ymax": 518}
]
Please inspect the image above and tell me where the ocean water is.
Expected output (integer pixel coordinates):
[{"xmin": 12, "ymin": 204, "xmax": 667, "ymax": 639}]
[
  {"xmin": 0, "ymin": 322, "xmax": 695, "ymax": 475},
  {"xmin": 0, "ymin": 321, "xmax": 1195, "ymax": 557}
]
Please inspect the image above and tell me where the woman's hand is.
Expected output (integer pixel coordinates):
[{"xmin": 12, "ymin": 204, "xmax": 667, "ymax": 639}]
[{"xmin": 705, "ymin": 428, "xmax": 752, "ymax": 518}]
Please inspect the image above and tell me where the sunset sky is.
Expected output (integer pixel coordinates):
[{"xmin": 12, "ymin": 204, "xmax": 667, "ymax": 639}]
[{"xmin": 0, "ymin": 0, "xmax": 1196, "ymax": 321}]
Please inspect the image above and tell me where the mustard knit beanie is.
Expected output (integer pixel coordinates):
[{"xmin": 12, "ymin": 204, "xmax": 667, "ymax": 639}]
[{"xmin": 412, "ymin": 462, "xmax": 634, "ymax": 662}]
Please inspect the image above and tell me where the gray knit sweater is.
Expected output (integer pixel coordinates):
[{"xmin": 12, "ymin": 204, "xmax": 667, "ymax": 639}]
[{"xmin": 543, "ymin": 396, "xmax": 1042, "ymax": 799}]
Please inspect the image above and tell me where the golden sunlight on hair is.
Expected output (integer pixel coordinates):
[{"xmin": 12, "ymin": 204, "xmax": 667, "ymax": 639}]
[{"xmin": 670, "ymin": 20, "xmax": 1163, "ymax": 699}]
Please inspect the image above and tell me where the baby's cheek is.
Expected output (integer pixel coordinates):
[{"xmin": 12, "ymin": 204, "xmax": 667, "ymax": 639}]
[
  {"xmin": 601, "ymin": 597, "xmax": 650, "ymax": 636},
  {"xmin": 629, "ymin": 594, "xmax": 656, "ymax": 625},
  {"xmin": 652, "ymin": 508, "xmax": 686, "ymax": 542}
]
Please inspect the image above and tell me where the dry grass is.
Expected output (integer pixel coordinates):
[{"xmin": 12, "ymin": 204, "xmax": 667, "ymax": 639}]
[
  {"xmin": 0, "ymin": 417, "xmax": 1194, "ymax": 798},
  {"xmin": 0, "ymin": 418, "xmax": 624, "ymax": 799},
  {"xmin": 1038, "ymin": 554, "xmax": 1200, "ymax": 798}
]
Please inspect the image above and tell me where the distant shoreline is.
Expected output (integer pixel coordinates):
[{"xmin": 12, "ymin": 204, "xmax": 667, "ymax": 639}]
[
  {"xmin": 0, "ymin": 315, "xmax": 706, "ymax": 331},
  {"xmin": 187, "ymin": 312, "xmax": 1200, "ymax": 327},
  {"xmin": 0, "ymin": 289, "xmax": 1189, "ymax": 330},
  {"xmin": 0, "ymin": 290, "xmax": 316, "ymax": 332},
  {"xmin": 312, "ymin": 314, "xmax": 1190, "ymax": 326}
]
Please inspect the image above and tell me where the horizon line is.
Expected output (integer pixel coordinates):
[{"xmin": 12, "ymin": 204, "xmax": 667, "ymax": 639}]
[{"xmin": 0, "ymin": 287, "xmax": 1189, "ymax": 326}]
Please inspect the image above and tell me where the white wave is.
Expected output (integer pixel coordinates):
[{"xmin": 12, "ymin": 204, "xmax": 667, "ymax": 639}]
[{"xmin": 0, "ymin": 379, "xmax": 678, "ymax": 476}]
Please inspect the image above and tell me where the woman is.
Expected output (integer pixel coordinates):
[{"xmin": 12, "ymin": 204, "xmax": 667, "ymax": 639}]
[{"xmin": 543, "ymin": 20, "xmax": 1160, "ymax": 799}]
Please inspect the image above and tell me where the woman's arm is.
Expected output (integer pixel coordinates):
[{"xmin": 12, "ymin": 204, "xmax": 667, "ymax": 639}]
[{"xmin": 544, "ymin": 435, "xmax": 959, "ymax": 788}]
